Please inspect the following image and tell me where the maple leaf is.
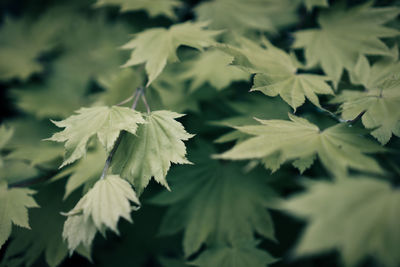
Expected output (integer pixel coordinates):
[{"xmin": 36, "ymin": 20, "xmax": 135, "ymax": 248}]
[
  {"xmin": 215, "ymin": 114, "xmax": 384, "ymax": 176},
  {"xmin": 111, "ymin": 110, "xmax": 193, "ymax": 193},
  {"xmin": 47, "ymin": 106, "xmax": 145, "ymax": 167},
  {"xmin": 62, "ymin": 175, "xmax": 140, "ymax": 252},
  {"xmin": 179, "ymin": 49, "xmax": 249, "ymax": 92},
  {"xmin": 293, "ymin": 2, "xmax": 399, "ymax": 83},
  {"xmin": 94, "ymin": 0, "xmax": 181, "ymax": 19},
  {"xmin": 0, "ymin": 182, "xmax": 39, "ymax": 249},
  {"xmin": 191, "ymin": 241, "xmax": 276, "ymax": 267},
  {"xmin": 121, "ymin": 21, "xmax": 220, "ymax": 86},
  {"xmin": 220, "ymin": 37, "xmax": 333, "ymax": 110},
  {"xmin": 0, "ymin": 11, "xmax": 66, "ymax": 81},
  {"xmin": 333, "ymin": 57, "xmax": 400, "ymax": 145},
  {"xmin": 283, "ymin": 176, "xmax": 400, "ymax": 267},
  {"xmin": 1, "ymin": 182, "xmax": 90, "ymax": 267},
  {"xmin": 12, "ymin": 16, "xmax": 130, "ymax": 119},
  {"xmin": 151, "ymin": 144, "xmax": 279, "ymax": 256},
  {"xmin": 195, "ymin": 0, "xmax": 298, "ymax": 32}
]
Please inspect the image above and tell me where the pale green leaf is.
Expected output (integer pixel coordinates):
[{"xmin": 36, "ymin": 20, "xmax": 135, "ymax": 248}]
[
  {"xmin": 62, "ymin": 175, "xmax": 140, "ymax": 252},
  {"xmin": 47, "ymin": 106, "xmax": 145, "ymax": 167},
  {"xmin": 191, "ymin": 241, "xmax": 276, "ymax": 267},
  {"xmin": 180, "ymin": 49, "xmax": 249, "ymax": 92},
  {"xmin": 151, "ymin": 145, "xmax": 278, "ymax": 256},
  {"xmin": 333, "ymin": 65, "xmax": 400, "ymax": 144},
  {"xmin": 220, "ymin": 37, "xmax": 333, "ymax": 110},
  {"xmin": 94, "ymin": 0, "xmax": 181, "ymax": 19},
  {"xmin": 121, "ymin": 21, "xmax": 220, "ymax": 86},
  {"xmin": 195, "ymin": 0, "xmax": 299, "ymax": 32},
  {"xmin": 215, "ymin": 114, "xmax": 384, "ymax": 176},
  {"xmin": 112, "ymin": 110, "xmax": 193, "ymax": 193},
  {"xmin": 0, "ymin": 182, "xmax": 39, "ymax": 249},
  {"xmin": 293, "ymin": 2, "xmax": 400, "ymax": 83},
  {"xmin": 284, "ymin": 176, "xmax": 400, "ymax": 267}
]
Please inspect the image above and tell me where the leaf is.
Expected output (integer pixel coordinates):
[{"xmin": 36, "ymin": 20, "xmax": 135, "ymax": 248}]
[
  {"xmin": 332, "ymin": 57, "xmax": 400, "ymax": 145},
  {"xmin": 0, "ymin": 11, "xmax": 67, "ymax": 80},
  {"xmin": 333, "ymin": 78, "xmax": 400, "ymax": 145},
  {"xmin": 111, "ymin": 110, "xmax": 193, "ymax": 193},
  {"xmin": 151, "ymin": 144, "xmax": 278, "ymax": 256},
  {"xmin": 62, "ymin": 175, "xmax": 140, "ymax": 252},
  {"xmin": 283, "ymin": 176, "xmax": 400, "ymax": 267},
  {"xmin": 94, "ymin": 0, "xmax": 181, "ymax": 19},
  {"xmin": 293, "ymin": 2, "xmax": 400, "ymax": 83},
  {"xmin": 195, "ymin": 0, "xmax": 299, "ymax": 32},
  {"xmin": 47, "ymin": 106, "xmax": 145, "ymax": 167},
  {"xmin": 215, "ymin": 114, "xmax": 384, "ymax": 176},
  {"xmin": 1, "ymin": 182, "xmax": 85, "ymax": 267},
  {"xmin": 50, "ymin": 146, "xmax": 106, "ymax": 200},
  {"xmin": 302, "ymin": 0, "xmax": 328, "ymax": 11},
  {"xmin": 121, "ymin": 21, "xmax": 220, "ymax": 86},
  {"xmin": 179, "ymin": 49, "xmax": 249, "ymax": 92},
  {"xmin": 12, "ymin": 16, "xmax": 130, "ymax": 118},
  {"xmin": 221, "ymin": 37, "xmax": 333, "ymax": 110},
  {"xmin": 0, "ymin": 182, "xmax": 39, "ymax": 249},
  {"xmin": 190, "ymin": 241, "xmax": 277, "ymax": 267}
]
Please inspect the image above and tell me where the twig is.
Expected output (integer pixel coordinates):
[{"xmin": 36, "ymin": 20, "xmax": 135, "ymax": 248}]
[{"xmin": 141, "ymin": 93, "xmax": 151, "ymax": 114}]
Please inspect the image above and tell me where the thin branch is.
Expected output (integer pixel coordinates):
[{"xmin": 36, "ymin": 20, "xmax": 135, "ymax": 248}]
[
  {"xmin": 131, "ymin": 87, "xmax": 143, "ymax": 109},
  {"xmin": 141, "ymin": 93, "xmax": 151, "ymax": 114}
]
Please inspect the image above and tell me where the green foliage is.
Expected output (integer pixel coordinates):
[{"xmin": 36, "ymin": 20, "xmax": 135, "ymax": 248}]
[
  {"xmin": 190, "ymin": 241, "xmax": 276, "ymax": 267},
  {"xmin": 94, "ymin": 0, "xmax": 181, "ymax": 19},
  {"xmin": 62, "ymin": 175, "xmax": 140, "ymax": 252},
  {"xmin": 0, "ymin": 182, "xmax": 39, "ymax": 249},
  {"xmin": 111, "ymin": 110, "xmax": 193, "ymax": 193},
  {"xmin": 152, "ymin": 145, "xmax": 278, "ymax": 256},
  {"xmin": 284, "ymin": 176, "xmax": 400, "ymax": 267},
  {"xmin": 1, "ymin": 0, "xmax": 400, "ymax": 266},
  {"xmin": 48, "ymin": 106, "xmax": 145, "ymax": 167},
  {"xmin": 293, "ymin": 2, "xmax": 399, "ymax": 83},
  {"xmin": 216, "ymin": 114, "xmax": 384, "ymax": 175},
  {"xmin": 122, "ymin": 21, "xmax": 221, "ymax": 86}
]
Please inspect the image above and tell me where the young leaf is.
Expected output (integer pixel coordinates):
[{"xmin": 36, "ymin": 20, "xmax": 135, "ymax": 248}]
[
  {"xmin": 191, "ymin": 241, "xmax": 276, "ymax": 267},
  {"xmin": 179, "ymin": 49, "xmax": 249, "ymax": 92},
  {"xmin": 293, "ymin": 2, "xmax": 399, "ymax": 83},
  {"xmin": 220, "ymin": 37, "xmax": 333, "ymax": 110},
  {"xmin": 121, "ymin": 21, "xmax": 220, "ymax": 86},
  {"xmin": 283, "ymin": 176, "xmax": 400, "ymax": 267},
  {"xmin": 195, "ymin": 0, "xmax": 298, "ymax": 32},
  {"xmin": 0, "ymin": 182, "xmax": 39, "ymax": 249},
  {"xmin": 333, "ymin": 59, "xmax": 400, "ymax": 145},
  {"xmin": 62, "ymin": 175, "xmax": 140, "ymax": 252},
  {"xmin": 111, "ymin": 110, "xmax": 193, "ymax": 193},
  {"xmin": 94, "ymin": 0, "xmax": 181, "ymax": 19},
  {"xmin": 151, "ymin": 145, "xmax": 279, "ymax": 256},
  {"xmin": 47, "ymin": 106, "xmax": 145, "ymax": 167},
  {"xmin": 215, "ymin": 114, "xmax": 384, "ymax": 176}
]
